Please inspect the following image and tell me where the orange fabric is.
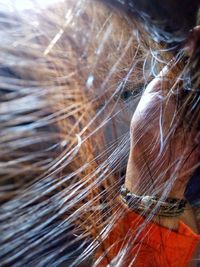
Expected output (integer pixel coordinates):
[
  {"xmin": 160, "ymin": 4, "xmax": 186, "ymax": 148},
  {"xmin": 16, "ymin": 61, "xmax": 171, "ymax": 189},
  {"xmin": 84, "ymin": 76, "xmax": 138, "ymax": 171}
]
[{"xmin": 96, "ymin": 203, "xmax": 200, "ymax": 267}]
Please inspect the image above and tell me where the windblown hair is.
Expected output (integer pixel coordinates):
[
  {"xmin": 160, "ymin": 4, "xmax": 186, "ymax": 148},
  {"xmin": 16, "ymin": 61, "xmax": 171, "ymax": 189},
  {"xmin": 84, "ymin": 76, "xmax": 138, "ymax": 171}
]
[{"xmin": 0, "ymin": 0, "xmax": 199, "ymax": 266}]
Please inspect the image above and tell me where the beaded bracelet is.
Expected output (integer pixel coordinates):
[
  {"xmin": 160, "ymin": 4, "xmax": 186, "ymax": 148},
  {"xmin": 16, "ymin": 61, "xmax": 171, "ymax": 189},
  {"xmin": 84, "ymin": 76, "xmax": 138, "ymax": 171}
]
[{"xmin": 120, "ymin": 185, "xmax": 187, "ymax": 217}]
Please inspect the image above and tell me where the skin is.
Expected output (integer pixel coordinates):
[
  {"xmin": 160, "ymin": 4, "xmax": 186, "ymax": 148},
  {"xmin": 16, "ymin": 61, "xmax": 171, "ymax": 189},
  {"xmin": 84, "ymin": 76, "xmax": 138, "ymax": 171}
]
[
  {"xmin": 125, "ymin": 31, "xmax": 200, "ymax": 233},
  {"xmin": 124, "ymin": 54, "xmax": 200, "ymax": 267}
]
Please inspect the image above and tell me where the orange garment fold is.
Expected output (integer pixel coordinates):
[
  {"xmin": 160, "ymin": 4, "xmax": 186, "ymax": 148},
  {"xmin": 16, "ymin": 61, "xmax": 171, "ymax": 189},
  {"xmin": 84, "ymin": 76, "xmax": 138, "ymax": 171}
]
[{"xmin": 96, "ymin": 202, "xmax": 200, "ymax": 267}]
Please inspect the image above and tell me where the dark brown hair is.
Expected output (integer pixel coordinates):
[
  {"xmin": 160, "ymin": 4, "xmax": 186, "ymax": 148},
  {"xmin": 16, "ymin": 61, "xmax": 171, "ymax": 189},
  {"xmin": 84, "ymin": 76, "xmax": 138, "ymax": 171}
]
[{"xmin": 0, "ymin": 0, "xmax": 199, "ymax": 266}]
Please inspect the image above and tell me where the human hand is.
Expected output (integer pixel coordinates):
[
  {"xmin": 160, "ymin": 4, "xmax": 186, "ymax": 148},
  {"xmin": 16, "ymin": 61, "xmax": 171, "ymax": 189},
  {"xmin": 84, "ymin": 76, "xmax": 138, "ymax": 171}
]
[{"xmin": 125, "ymin": 63, "xmax": 199, "ymax": 200}]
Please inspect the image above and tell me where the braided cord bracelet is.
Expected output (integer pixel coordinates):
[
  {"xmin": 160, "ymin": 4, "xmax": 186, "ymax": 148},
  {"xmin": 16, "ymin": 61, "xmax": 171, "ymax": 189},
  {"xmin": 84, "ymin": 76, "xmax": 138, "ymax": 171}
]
[{"xmin": 120, "ymin": 185, "xmax": 187, "ymax": 217}]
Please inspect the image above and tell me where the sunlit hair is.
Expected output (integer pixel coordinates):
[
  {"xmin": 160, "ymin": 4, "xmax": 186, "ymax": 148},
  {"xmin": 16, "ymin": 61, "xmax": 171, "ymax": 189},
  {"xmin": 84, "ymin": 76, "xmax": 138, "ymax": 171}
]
[{"xmin": 0, "ymin": 0, "xmax": 199, "ymax": 266}]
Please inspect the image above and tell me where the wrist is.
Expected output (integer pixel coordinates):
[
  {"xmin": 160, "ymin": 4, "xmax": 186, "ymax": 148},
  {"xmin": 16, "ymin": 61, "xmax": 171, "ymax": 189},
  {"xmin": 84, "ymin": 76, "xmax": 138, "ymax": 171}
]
[
  {"xmin": 120, "ymin": 184, "xmax": 187, "ymax": 230},
  {"xmin": 125, "ymin": 174, "xmax": 186, "ymax": 200},
  {"xmin": 152, "ymin": 215, "xmax": 179, "ymax": 231}
]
